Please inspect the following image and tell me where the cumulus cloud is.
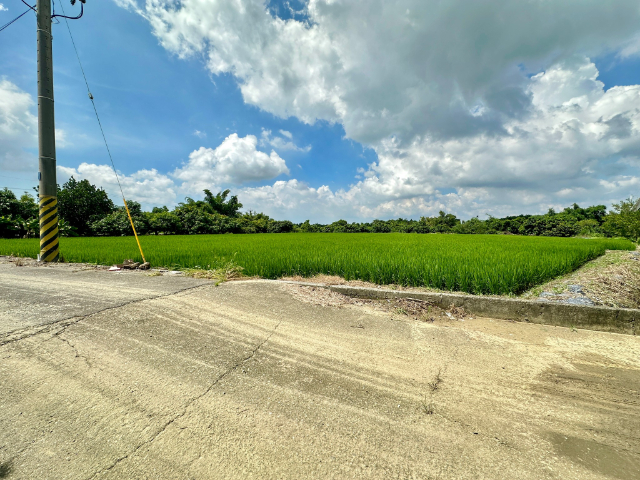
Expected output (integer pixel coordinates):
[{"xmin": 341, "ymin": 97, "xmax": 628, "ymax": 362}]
[
  {"xmin": 0, "ymin": 4, "xmax": 8, "ymax": 11},
  {"xmin": 0, "ymin": 79, "xmax": 38, "ymax": 172},
  {"xmin": 137, "ymin": 0, "xmax": 640, "ymax": 145},
  {"xmin": 172, "ymin": 133, "xmax": 289, "ymax": 193},
  {"xmin": 57, "ymin": 163, "xmax": 177, "ymax": 210},
  {"xmin": 260, "ymin": 129, "xmax": 311, "ymax": 152},
  {"xmin": 106, "ymin": 1, "xmax": 640, "ymax": 219},
  {"xmin": 54, "ymin": 58, "xmax": 640, "ymax": 222},
  {"xmin": 0, "ymin": 79, "xmax": 69, "ymax": 176},
  {"xmin": 237, "ymin": 58, "xmax": 640, "ymax": 221}
]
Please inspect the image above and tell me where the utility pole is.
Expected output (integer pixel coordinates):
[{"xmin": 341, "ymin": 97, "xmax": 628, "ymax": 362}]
[{"xmin": 37, "ymin": 0, "xmax": 59, "ymax": 262}]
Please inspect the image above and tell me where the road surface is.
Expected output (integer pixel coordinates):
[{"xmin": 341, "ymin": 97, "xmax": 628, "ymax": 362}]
[{"xmin": 0, "ymin": 259, "xmax": 639, "ymax": 479}]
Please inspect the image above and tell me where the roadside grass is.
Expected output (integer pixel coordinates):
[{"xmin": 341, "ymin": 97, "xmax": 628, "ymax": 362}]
[
  {"xmin": 181, "ymin": 260, "xmax": 244, "ymax": 284},
  {"xmin": 0, "ymin": 233, "xmax": 634, "ymax": 296},
  {"xmin": 521, "ymin": 247, "xmax": 640, "ymax": 308}
]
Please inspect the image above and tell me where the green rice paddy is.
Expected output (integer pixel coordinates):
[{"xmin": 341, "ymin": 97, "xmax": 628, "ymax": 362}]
[{"xmin": 0, "ymin": 234, "xmax": 634, "ymax": 295}]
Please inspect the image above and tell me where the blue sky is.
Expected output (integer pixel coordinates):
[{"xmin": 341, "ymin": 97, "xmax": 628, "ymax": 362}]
[
  {"xmin": 1, "ymin": 0, "xmax": 640, "ymax": 222},
  {"xmin": 1, "ymin": 0, "xmax": 375, "ymax": 198}
]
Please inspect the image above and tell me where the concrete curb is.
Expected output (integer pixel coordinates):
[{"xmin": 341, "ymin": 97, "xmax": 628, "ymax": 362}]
[
  {"xmin": 267, "ymin": 280, "xmax": 638, "ymax": 335},
  {"xmin": 325, "ymin": 285, "xmax": 638, "ymax": 335}
]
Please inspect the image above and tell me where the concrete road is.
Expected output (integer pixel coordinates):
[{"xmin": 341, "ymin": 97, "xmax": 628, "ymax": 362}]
[
  {"xmin": 0, "ymin": 261, "xmax": 208, "ymax": 335},
  {"xmin": 0, "ymin": 261, "xmax": 639, "ymax": 479}
]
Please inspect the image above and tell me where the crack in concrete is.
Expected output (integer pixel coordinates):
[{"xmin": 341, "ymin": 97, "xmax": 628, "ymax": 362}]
[
  {"xmin": 52, "ymin": 330, "xmax": 96, "ymax": 370},
  {"xmin": 85, "ymin": 320, "xmax": 282, "ymax": 480},
  {"xmin": 0, "ymin": 283, "xmax": 210, "ymax": 348}
]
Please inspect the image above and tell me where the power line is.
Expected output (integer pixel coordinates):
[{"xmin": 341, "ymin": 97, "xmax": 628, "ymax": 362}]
[
  {"xmin": 58, "ymin": 1, "xmax": 147, "ymax": 263},
  {"xmin": 53, "ymin": 0, "xmax": 83, "ymax": 20},
  {"xmin": 20, "ymin": 0, "xmax": 36, "ymax": 13},
  {"xmin": 0, "ymin": 7, "xmax": 33, "ymax": 33},
  {"xmin": 1, "ymin": 186, "xmax": 35, "ymax": 191},
  {"xmin": 58, "ymin": 1, "xmax": 125, "ymax": 201},
  {"xmin": 0, "ymin": 174, "xmax": 36, "ymax": 181}
]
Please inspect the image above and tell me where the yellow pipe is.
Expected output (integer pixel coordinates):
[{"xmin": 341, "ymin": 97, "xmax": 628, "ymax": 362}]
[{"xmin": 123, "ymin": 198, "xmax": 147, "ymax": 264}]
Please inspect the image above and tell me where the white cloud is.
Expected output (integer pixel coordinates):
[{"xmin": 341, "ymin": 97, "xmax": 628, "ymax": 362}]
[
  {"xmin": 0, "ymin": 4, "xmax": 8, "ymax": 12},
  {"xmin": 260, "ymin": 129, "xmax": 311, "ymax": 152},
  {"xmin": 193, "ymin": 129, "xmax": 206, "ymax": 138},
  {"xmin": 54, "ymin": 59, "xmax": 640, "ymax": 221},
  {"xmin": 109, "ymin": 2, "xmax": 640, "ymax": 219},
  {"xmin": 57, "ymin": 163, "xmax": 177, "ymax": 210},
  {"xmin": 619, "ymin": 34, "xmax": 640, "ymax": 58},
  {"xmin": 111, "ymin": 0, "xmax": 142, "ymax": 14},
  {"xmin": 0, "ymin": 79, "xmax": 37, "ymax": 172},
  {"xmin": 237, "ymin": 58, "xmax": 640, "ymax": 221},
  {"xmin": 138, "ymin": 0, "xmax": 640, "ymax": 144},
  {"xmin": 0, "ymin": 79, "xmax": 69, "ymax": 175},
  {"xmin": 172, "ymin": 133, "xmax": 289, "ymax": 193}
]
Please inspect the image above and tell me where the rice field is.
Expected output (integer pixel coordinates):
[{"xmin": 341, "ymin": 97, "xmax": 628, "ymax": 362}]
[{"xmin": 0, "ymin": 234, "xmax": 634, "ymax": 295}]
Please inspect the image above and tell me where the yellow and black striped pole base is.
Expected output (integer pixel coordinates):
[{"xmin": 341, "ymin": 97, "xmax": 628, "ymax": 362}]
[{"xmin": 39, "ymin": 196, "xmax": 59, "ymax": 262}]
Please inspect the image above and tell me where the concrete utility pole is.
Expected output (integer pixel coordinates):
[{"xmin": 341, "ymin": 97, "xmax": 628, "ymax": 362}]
[{"xmin": 37, "ymin": 0, "xmax": 59, "ymax": 262}]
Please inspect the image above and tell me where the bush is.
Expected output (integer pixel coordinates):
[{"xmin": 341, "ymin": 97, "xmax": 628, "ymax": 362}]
[{"xmin": 267, "ymin": 220, "xmax": 294, "ymax": 233}]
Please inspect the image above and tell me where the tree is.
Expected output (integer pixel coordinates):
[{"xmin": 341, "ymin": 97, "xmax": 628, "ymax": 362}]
[
  {"xmin": 18, "ymin": 193, "xmax": 38, "ymax": 220},
  {"xmin": 370, "ymin": 220, "xmax": 391, "ymax": 233},
  {"xmin": 0, "ymin": 188, "xmax": 20, "ymax": 217},
  {"xmin": 146, "ymin": 211, "xmax": 182, "ymax": 235},
  {"xmin": 267, "ymin": 220, "xmax": 294, "ymax": 233},
  {"xmin": 90, "ymin": 202, "xmax": 149, "ymax": 237},
  {"xmin": 0, "ymin": 189, "xmax": 38, "ymax": 238},
  {"xmin": 602, "ymin": 198, "xmax": 640, "ymax": 242},
  {"xmin": 57, "ymin": 177, "xmax": 114, "ymax": 236},
  {"xmin": 203, "ymin": 189, "xmax": 243, "ymax": 217}
]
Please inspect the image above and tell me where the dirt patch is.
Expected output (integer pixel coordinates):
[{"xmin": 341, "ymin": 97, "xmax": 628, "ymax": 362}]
[
  {"xmin": 280, "ymin": 274, "xmax": 454, "ymax": 294},
  {"xmin": 0, "ymin": 255, "xmax": 110, "ymax": 272},
  {"xmin": 281, "ymin": 284, "xmax": 470, "ymax": 322},
  {"xmin": 521, "ymin": 248, "xmax": 640, "ymax": 308}
]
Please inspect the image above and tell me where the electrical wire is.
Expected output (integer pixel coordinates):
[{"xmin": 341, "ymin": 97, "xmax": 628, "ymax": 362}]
[
  {"xmin": 58, "ymin": 1, "xmax": 147, "ymax": 263},
  {"xmin": 51, "ymin": 0, "xmax": 60, "ymax": 24},
  {"xmin": 20, "ymin": 0, "xmax": 36, "ymax": 13},
  {"xmin": 0, "ymin": 7, "xmax": 32, "ymax": 33},
  {"xmin": 0, "ymin": 174, "xmax": 37, "ymax": 181},
  {"xmin": 52, "ymin": 1, "xmax": 82, "ymax": 20},
  {"xmin": 0, "ymin": 186, "xmax": 35, "ymax": 191}
]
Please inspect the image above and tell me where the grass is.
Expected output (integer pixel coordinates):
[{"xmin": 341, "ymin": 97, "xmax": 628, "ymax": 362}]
[
  {"xmin": 521, "ymin": 247, "xmax": 640, "ymax": 308},
  {"xmin": 428, "ymin": 369, "xmax": 444, "ymax": 392},
  {"xmin": 0, "ymin": 233, "xmax": 634, "ymax": 295}
]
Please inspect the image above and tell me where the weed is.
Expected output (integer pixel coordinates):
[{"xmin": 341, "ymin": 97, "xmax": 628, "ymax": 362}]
[
  {"xmin": 182, "ymin": 260, "xmax": 244, "ymax": 282},
  {"xmin": 421, "ymin": 401, "xmax": 435, "ymax": 415},
  {"xmin": 428, "ymin": 369, "xmax": 444, "ymax": 392},
  {"xmin": 0, "ymin": 460, "xmax": 13, "ymax": 479}
]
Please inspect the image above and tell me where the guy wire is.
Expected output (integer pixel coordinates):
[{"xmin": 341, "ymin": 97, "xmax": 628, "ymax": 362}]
[{"xmin": 59, "ymin": 1, "xmax": 146, "ymax": 263}]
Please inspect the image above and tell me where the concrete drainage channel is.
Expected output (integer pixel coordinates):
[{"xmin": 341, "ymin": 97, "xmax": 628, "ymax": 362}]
[{"xmin": 277, "ymin": 281, "xmax": 638, "ymax": 335}]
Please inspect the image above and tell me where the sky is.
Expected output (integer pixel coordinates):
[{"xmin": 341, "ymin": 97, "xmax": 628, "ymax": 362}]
[{"xmin": 1, "ymin": 0, "xmax": 640, "ymax": 223}]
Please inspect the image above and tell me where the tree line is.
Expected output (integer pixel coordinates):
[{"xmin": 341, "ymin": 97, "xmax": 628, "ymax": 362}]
[{"xmin": 1, "ymin": 177, "xmax": 639, "ymax": 241}]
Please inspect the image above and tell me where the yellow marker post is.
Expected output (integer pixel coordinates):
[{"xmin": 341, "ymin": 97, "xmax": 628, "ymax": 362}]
[{"xmin": 123, "ymin": 198, "xmax": 146, "ymax": 264}]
